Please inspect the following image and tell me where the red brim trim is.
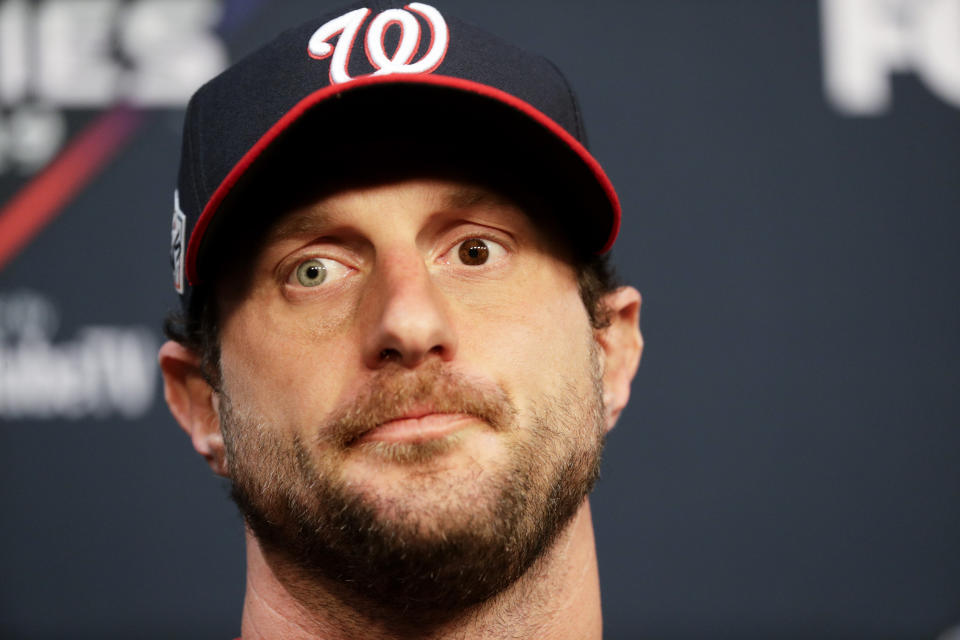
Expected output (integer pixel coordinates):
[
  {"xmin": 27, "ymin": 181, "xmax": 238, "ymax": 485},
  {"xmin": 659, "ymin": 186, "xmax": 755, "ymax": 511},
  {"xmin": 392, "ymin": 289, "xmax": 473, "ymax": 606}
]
[{"xmin": 185, "ymin": 74, "xmax": 621, "ymax": 286}]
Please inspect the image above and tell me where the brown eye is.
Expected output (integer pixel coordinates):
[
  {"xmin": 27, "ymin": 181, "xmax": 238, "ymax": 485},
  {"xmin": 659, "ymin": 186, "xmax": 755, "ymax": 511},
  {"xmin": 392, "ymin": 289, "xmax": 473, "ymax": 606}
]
[{"xmin": 458, "ymin": 238, "xmax": 489, "ymax": 265}]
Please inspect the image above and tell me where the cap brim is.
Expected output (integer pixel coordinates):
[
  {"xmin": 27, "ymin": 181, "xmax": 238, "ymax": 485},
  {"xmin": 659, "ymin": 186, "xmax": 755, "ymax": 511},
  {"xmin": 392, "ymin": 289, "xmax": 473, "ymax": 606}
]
[{"xmin": 185, "ymin": 74, "xmax": 620, "ymax": 286}]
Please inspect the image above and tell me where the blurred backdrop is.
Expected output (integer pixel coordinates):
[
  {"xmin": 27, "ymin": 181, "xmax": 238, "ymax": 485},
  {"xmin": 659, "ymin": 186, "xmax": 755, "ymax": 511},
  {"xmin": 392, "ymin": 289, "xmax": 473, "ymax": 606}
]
[{"xmin": 0, "ymin": 1, "xmax": 958, "ymax": 638}]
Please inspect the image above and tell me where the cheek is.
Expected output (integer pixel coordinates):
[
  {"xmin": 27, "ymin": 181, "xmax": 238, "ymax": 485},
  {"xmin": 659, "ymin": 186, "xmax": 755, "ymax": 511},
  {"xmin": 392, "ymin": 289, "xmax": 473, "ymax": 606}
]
[
  {"xmin": 452, "ymin": 260, "xmax": 593, "ymax": 402},
  {"xmin": 218, "ymin": 287, "xmax": 358, "ymax": 429}
]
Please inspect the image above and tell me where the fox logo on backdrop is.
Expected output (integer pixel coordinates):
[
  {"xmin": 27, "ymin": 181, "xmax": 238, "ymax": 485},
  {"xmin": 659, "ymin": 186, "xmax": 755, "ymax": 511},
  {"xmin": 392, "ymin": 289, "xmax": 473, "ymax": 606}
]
[{"xmin": 821, "ymin": 0, "xmax": 960, "ymax": 115}]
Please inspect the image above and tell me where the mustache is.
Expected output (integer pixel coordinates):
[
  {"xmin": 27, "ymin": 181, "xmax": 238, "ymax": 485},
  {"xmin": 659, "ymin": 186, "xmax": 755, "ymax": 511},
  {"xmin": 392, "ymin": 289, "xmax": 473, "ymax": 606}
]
[{"xmin": 320, "ymin": 362, "xmax": 517, "ymax": 447}]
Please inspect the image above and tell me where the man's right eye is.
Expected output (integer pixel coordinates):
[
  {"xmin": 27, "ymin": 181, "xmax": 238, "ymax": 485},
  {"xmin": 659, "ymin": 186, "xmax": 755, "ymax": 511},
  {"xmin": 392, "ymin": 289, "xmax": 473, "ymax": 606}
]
[
  {"xmin": 287, "ymin": 257, "xmax": 351, "ymax": 288},
  {"xmin": 296, "ymin": 259, "xmax": 327, "ymax": 286}
]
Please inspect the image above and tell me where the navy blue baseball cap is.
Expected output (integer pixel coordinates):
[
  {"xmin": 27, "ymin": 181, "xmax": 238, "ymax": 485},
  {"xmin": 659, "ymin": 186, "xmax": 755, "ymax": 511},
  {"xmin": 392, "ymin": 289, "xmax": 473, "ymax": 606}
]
[{"xmin": 171, "ymin": 1, "xmax": 621, "ymax": 307}]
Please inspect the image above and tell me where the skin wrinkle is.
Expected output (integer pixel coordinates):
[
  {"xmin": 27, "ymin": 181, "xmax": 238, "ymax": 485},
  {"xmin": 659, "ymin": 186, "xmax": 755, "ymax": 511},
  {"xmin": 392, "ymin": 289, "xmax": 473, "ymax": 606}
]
[
  {"xmin": 532, "ymin": 512, "xmax": 596, "ymax": 633},
  {"xmin": 462, "ymin": 507, "xmax": 591, "ymax": 640},
  {"xmin": 269, "ymin": 185, "xmax": 515, "ymax": 248},
  {"xmin": 246, "ymin": 543, "xmax": 363, "ymax": 640},
  {"xmin": 246, "ymin": 578, "xmax": 316, "ymax": 640}
]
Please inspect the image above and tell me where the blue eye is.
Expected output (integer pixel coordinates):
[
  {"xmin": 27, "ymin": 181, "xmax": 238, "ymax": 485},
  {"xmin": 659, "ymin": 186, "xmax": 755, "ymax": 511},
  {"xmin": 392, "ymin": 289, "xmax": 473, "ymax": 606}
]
[
  {"xmin": 287, "ymin": 255, "xmax": 352, "ymax": 289},
  {"xmin": 295, "ymin": 259, "xmax": 327, "ymax": 286}
]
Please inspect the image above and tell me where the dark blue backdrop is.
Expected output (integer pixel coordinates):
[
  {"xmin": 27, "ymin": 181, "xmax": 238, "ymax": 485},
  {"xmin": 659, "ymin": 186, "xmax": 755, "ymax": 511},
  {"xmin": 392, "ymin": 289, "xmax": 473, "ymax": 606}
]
[{"xmin": 1, "ymin": 1, "xmax": 958, "ymax": 638}]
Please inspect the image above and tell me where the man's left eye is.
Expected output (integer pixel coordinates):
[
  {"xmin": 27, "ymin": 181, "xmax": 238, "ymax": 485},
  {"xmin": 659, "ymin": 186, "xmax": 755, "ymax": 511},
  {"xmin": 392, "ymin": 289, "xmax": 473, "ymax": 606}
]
[{"xmin": 454, "ymin": 238, "xmax": 505, "ymax": 266}]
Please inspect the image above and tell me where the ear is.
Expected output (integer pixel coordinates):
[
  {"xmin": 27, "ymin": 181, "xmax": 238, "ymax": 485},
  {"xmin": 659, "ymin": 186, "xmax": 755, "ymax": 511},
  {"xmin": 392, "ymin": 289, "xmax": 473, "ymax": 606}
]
[
  {"xmin": 595, "ymin": 286, "xmax": 643, "ymax": 432},
  {"xmin": 158, "ymin": 340, "xmax": 229, "ymax": 477}
]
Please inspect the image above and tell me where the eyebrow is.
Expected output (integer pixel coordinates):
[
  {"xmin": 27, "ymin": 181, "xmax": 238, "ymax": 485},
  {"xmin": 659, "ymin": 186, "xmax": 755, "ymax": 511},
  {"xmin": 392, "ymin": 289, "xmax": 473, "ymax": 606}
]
[
  {"xmin": 268, "ymin": 205, "xmax": 335, "ymax": 243},
  {"xmin": 440, "ymin": 185, "xmax": 518, "ymax": 212}
]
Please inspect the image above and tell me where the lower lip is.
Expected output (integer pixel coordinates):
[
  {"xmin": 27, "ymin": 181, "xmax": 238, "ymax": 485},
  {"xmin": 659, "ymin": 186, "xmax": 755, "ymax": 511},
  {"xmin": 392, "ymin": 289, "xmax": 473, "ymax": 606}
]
[{"xmin": 357, "ymin": 413, "xmax": 477, "ymax": 444}]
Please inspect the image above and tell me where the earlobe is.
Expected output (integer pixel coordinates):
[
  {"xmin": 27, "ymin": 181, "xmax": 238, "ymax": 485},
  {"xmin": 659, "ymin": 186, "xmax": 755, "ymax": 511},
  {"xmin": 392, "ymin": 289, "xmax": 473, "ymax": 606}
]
[
  {"xmin": 595, "ymin": 287, "xmax": 643, "ymax": 431},
  {"xmin": 158, "ymin": 340, "xmax": 229, "ymax": 477}
]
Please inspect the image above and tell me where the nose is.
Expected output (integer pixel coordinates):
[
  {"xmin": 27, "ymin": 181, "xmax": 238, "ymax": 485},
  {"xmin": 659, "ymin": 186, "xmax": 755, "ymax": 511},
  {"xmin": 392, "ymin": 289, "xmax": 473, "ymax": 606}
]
[{"xmin": 361, "ymin": 250, "xmax": 457, "ymax": 369}]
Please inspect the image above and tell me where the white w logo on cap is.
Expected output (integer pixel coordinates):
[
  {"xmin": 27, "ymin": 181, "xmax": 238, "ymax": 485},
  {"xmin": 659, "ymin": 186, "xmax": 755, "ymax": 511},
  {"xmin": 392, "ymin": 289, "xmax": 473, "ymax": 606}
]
[{"xmin": 308, "ymin": 3, "xmax": 449, "ymax": 85}]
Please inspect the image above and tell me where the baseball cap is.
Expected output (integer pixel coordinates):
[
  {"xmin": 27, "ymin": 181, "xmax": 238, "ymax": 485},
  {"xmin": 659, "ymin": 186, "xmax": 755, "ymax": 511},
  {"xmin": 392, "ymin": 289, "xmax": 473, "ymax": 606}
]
[{"xmin": 171, "ymin": 0, "xmax": 621, "ymax": 310}]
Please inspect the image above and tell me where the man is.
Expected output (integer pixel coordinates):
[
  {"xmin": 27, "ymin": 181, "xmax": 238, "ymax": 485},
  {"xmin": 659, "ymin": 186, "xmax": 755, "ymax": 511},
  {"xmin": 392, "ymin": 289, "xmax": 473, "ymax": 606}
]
[{"xmin": 159, "ymin": 2, "xmax": 642, "ymax": 638}]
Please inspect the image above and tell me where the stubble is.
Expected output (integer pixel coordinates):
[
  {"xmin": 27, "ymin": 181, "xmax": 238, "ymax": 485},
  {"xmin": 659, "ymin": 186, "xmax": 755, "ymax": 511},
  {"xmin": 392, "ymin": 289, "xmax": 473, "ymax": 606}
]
[{"xmin": 219, "ymin": 352, "xmax": 606, "ymax": 627}]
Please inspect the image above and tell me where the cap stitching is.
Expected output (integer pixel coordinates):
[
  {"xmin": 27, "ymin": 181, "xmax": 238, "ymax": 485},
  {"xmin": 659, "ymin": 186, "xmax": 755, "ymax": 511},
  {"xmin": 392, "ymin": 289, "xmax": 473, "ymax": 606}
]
[
  {"xmin": 185, "ymin": 98, "xmax": 207, "ymax": 288},
  {"xmin": 192, "ymin": 98, "xmax": 211, "ymax": 202},
  {"xmin": 545, "ymin": 58, "xmax": 586, "ymax": 143}
]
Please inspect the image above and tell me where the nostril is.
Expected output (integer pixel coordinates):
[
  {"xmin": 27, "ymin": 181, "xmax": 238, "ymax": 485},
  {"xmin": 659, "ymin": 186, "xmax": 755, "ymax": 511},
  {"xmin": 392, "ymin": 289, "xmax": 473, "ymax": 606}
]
[{"xmin": 379, "ymin": 348, "xmax": 401, "ymax": 362}]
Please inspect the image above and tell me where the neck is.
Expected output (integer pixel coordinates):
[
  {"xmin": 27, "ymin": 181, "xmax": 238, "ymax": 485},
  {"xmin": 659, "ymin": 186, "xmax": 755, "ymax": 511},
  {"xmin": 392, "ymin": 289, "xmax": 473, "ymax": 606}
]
[{"xmin": 238, "ymin": 499, "xmax": 602, "ymax": 640}]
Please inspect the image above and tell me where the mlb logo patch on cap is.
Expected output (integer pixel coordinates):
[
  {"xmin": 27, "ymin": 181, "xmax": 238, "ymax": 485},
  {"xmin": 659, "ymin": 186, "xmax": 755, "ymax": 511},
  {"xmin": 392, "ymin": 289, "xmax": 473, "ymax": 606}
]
[{"xmin": 170, "ymin": 190, "xmax": 186, "ymax": 295}]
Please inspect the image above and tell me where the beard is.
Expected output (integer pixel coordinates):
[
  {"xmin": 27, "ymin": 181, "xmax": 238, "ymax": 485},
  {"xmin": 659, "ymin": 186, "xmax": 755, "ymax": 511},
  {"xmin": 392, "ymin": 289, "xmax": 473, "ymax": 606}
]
[{"xmin": 218, "ymin": 353, "xmax": 606, "ymax": 626}]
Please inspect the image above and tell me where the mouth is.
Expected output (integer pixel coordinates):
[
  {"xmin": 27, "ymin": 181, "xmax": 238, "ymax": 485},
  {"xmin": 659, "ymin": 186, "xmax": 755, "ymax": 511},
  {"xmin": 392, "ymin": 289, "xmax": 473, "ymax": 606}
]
[{"xmin": 355, "ymin": 410, "xmax": 479, "ymax": 445}]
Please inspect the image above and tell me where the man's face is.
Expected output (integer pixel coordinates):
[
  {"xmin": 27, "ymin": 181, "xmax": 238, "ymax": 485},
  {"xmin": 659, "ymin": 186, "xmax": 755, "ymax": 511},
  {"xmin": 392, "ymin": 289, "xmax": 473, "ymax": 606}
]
[{"xmin": 214, "ymin": 177, "xmax": 607, "ymax": 617}]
